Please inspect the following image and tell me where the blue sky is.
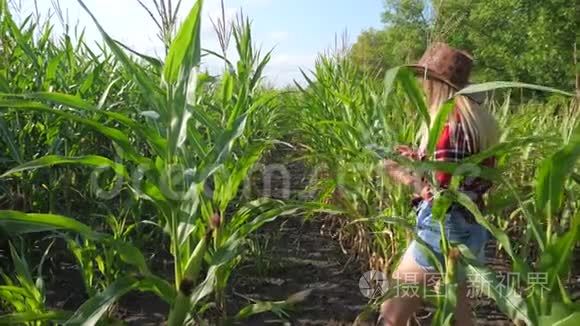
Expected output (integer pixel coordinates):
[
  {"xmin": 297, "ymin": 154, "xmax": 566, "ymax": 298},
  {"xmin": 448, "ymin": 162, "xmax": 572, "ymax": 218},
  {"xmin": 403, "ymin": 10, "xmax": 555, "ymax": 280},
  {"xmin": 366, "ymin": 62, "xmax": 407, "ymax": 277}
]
[{"xmin": 14, "ymin": 0, "xmax": 384, "ymax": 86}]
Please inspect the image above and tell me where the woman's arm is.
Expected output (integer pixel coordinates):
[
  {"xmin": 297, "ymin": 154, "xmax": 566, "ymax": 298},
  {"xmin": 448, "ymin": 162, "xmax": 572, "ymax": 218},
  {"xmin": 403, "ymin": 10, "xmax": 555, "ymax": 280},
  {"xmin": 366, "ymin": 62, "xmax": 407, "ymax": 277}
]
[{"xmin": 383, "ymin": 159, "xmax": 428, "ymax": 196}]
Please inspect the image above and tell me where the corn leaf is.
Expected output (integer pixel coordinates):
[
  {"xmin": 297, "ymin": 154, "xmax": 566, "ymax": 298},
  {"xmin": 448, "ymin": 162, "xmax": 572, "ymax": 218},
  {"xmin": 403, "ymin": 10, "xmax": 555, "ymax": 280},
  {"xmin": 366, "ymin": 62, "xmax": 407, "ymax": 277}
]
[
  {"xmin": 539, "ymin": 213, "xmax": 579, "ymax": 295},
  {"xmin": 535, "ymin": 130, "xmax": 580, "ymax": 218},
  {"xmin": 115, "ymin": 39, "xmax": 163, "ymax": 69},
  {"xmin": 194, "ymin": 114, "xmax": 248, "ymax": 183},
  {"xmin": 537, "ymin": 302, "xmax": 575, "ymax": 326},
  {"xmin": 464, "ymin": 136, "xmax": 549, "ymax": 164},
  {"xmin": 551, "ymin": 312, "xmax": 580, "ymax": 326},
  {"xmin": 458, "ymin": 245, "xmax": 532, "ymax": 325},
  {"xmin": 76, "ymin": 0, "xmax": 164, "ymax": 114},
  {"xmin": 65, "ymin": 276, "xmax": 141, "ymax": 326},
  {"xmin": 105, "ymin": 239, "xmax": 150, "ymax": 275},
  {"xmin": 0, "ymin": 99, "xmax": 143, "ymax": 162},
  {"xmin": 1, "ymin": 155, "xmax": 129, "ymax": 179},
  {"xmin": 163, "ymin": 0, "xmax": 202, "ymax": 85},
  {"xmin": 457, "ymin": 82, "xmax": 574, "ymax": 97},
  {"xmin": 0, "ymin": 116, "xmax": 22, "ymax": 164},
  {"xmin": 234, "ymin": 290, "xmax": 311, "ymax": 321},
  {"xmin": 451, "ymin": 191, "xmax": 531, "ymax": 277},
  {"xmin": 23, "ymin": 92, "xmax": 167, "ymax": 155},
  {"xmin": 133, "ymin": 274, "xmax": 176, "ymax": 305},
  {"xmin": 427, "ymin": 99, "xmax": 455, "ymax": 156},
  {"xmin": 398, "ymin": 67, "xmax": 430, "ymax": 126},
  {"xmin": 0, "ymin": 210, "xmax": 102, "ymax": 239},
  {"xmin": 0, "ymin": 311, "xmax": 73, "ymax": 325}
]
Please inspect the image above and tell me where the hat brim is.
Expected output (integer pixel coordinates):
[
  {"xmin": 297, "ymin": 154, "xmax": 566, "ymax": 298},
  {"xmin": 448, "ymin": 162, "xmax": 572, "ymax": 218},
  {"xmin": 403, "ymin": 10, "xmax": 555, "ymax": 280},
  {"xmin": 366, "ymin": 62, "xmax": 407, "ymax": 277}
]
[
  {"xmin": 403, "ymin": 64, "xmax": 484, "ymax": 104},
  {"xmin": 404, "ymin": 64, "xmax": 464, "ymax": 91}
]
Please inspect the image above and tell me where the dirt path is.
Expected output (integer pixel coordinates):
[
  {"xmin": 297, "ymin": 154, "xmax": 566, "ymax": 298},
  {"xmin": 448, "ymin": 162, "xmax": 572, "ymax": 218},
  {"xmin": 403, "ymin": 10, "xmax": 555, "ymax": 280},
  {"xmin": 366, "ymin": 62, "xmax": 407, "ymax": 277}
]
[
  {"xmin": 226, "ymin": 221, "xmax": 519, "ymax": 325},
  {"xmin": 228, "ymin": 216, "xmax": 368, "ymax": 325}
]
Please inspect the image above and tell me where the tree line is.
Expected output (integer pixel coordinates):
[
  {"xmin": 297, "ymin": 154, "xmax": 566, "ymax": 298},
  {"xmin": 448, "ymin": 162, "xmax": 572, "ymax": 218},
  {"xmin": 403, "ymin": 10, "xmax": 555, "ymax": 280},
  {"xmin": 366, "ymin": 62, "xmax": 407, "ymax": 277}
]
[{"xmin": 350, "ymin": 0, "xmax": 577, "ymax": 92}]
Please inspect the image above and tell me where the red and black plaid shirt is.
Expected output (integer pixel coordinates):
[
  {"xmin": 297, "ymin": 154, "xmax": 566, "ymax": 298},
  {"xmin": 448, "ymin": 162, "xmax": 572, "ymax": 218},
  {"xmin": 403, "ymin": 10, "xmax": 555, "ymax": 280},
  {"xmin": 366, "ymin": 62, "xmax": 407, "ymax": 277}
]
[{"xmin": 418, "ymin": 112, "xmax": 495, "ymax": 207}]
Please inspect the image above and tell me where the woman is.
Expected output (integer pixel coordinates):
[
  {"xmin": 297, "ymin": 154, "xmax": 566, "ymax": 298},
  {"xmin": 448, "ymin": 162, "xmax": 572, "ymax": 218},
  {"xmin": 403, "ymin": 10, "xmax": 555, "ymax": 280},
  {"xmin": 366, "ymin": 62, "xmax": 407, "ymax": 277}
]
[{"xmin": 380, "ymin": 43, "xmax": 500, "ymax": 325}]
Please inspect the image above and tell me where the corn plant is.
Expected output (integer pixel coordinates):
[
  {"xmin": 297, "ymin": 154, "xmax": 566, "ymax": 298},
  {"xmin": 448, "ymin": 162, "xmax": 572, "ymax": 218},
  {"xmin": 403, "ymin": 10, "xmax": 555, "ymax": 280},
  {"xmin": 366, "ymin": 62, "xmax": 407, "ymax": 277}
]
[
  {"xmin": 0, "ymin": 0, "xmax": 140, "ymax": 218},
  {"xmin": 292, "ymin": 54, "xmax": 423, "ymax": 271},
  {"xmin": 65, "ymin": 212, "xmax": 141, "ymax": 299},
  {"xmin": 0, "ymin": 242, "xmax": 72, "ymax": 325},
  {"xmin": 0, "ymin": 0, "xmax": 303, "ymax": 324}
]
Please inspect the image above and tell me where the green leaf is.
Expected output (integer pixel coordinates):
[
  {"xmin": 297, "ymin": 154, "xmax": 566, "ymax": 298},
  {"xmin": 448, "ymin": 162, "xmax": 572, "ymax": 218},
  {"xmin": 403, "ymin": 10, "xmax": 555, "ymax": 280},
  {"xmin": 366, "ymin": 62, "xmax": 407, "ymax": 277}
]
[
  {"xmin": 65, "ymin": 276, "xmax": 141, "ymax": 325},
  {"xmin": 535, "ymin": 131, "xmax": 580, "ymax": 218},
  {"xmin": 451, "ymin": 191, "xmax": 531, "ymax": 277},
  {"xmin": 551, "ymin": 312, "xmax": 580, "ymax": 326},
  {"xmin": 1, "ymin": 155, "xmax": 129, "ymax": 179},
  {"xmin": 8, "ymin": 243, "xmax": 32, "ymax": 283},
  {"xmin": 136, "ymin": 274, "xmax": 176, "ymax": 305},
  {"xmin": 250, "ymin": 50, "xmax": 272, "ymax": 90},
  {"xmin": 427, "ymin": 99, "xmax": 455, "ymax": 156},
  {"xmin": 229, "ymin": 199, "xmax": 299, "ymax": 238},
  {"xmin": 457, "ymin": 81, "xmax": 574, "ymax": 97},
  {"xmin": 0, "ymin": 311, "xmax": 73, "ymax": 325},
  {"xmin": 383, "ymin": 66, "xmax": 430, "ymax": 125},
  {"xmin": 234, "ymin": 290, "xmax": 310, "ymax": 321},
  {"xmin": 458, "ymin": 245, "xmax": 531, "ymax": 325},
  {"xmin": 194, "ymin": 114, "xmax": 248, "ymax": 182},
  {"xmin": 539, "ymin": 215, "xmax": 579, "ymax": 295},
  {"xmin": 163, "ymin": 0, "xmax": 203, "ymax": 85},
  {"xmin": 0, "ymin": 210, "xmax": 102, "ymax": 239},
  {"xmin": 431, "ymin": 192, "xmax": 452, "ymax": 222},
  {"xmin": 403, "ymin": 158, "xmax": 503, "ymax": 183},
  {"xmin": 399, "ymin": 69, "xmax": 430, "ymax": 124},
  {"xmin": 0, "ymin": 99, "xmax": 143, "ymax": 162},
  {"xmin": 464, "ymin": 136, "xmax": 549, "ymax": 164},
  {"xmin": 189, "ymin": 265, "xmax": 218, "ymax": 305},
  {"xmin": 105, "ymin": 239, "xmax": 150, "ymax": 275},
  {"xmin": 24, "ymin": 92, "xmax": 167, "ymax": 156},
  {"xmin": 0, "ymin": 116, "xmax": 22, "ymax": 164},
  {"xmin": 413, "ymin": 236, "xmax": 444, "ymax": 274},
  {"xmin": 115, "ymin": 40, "xmax": 163, "ymax": 69},
  {"xmin": 220, "ymin": 71, "xmax": 234, "ymax": 108},
  {"xmin": 76, "ymin": 0, "xmax": 164, "ymax": 113},
  {"xmin": 538, "ymin": 302, "xmax": 575, "ymax": 326}
]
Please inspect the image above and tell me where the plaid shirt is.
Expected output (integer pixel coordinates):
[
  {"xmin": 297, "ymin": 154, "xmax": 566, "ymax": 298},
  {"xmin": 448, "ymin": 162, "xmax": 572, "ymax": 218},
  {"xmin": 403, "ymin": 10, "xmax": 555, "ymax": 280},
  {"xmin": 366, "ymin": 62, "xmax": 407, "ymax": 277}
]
[{"xmin": 417, "ymin": 112, "xmax": 495, "ymax": 207}]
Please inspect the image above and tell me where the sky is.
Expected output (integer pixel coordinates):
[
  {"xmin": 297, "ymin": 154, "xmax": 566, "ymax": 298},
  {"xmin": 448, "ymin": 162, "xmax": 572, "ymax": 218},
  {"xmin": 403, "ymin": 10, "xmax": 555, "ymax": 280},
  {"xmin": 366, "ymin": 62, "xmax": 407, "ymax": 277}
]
[{"xmin": 13, "ymin": 0, "xmax": 384, "ymax": 86}]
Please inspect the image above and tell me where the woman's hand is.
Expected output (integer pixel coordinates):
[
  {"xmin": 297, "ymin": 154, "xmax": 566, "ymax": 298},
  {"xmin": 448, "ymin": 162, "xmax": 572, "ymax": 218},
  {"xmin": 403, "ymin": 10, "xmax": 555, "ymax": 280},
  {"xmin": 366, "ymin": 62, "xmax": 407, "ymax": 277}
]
[
  {"xmin": 395, "ymin": 145, "xmax": 419, "ymax": 160},
  {"xmin": 383, "ymin": 159, "xmax": 423, "ymax": 191},
  {"xmin": 383, "ymin": 158, "xmax": 432, "ymax": 199},
  {"xmin": 383, "ymin": 159, "xmax": 399, "ymax": 170}
]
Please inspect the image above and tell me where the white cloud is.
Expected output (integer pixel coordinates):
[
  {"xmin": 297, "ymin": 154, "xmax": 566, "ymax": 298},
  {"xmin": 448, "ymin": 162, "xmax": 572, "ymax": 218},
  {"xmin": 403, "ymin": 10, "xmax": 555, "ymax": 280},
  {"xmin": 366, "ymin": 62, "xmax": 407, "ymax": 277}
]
[
  {"xmin": 269, "ymin": 53, "xmax": 315, "ymax": 67},
  {"xmin": 265, "ymin": 53, "xmax": 317, "ymax": 86}
]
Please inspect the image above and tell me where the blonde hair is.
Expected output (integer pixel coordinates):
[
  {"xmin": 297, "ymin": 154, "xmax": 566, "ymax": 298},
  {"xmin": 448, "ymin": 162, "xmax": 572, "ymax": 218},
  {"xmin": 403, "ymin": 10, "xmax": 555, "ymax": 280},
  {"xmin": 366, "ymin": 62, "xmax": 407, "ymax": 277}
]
[{"xmin": 418, "ymin": 78, "xmax": 500, "ymax": 154}]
